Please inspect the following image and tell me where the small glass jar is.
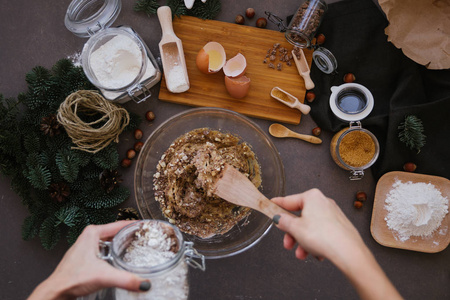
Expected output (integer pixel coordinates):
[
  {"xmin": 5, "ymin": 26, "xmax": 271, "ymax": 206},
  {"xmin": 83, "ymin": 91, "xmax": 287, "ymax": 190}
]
[
  {"xmin": 285, "ymin": 0, "xmax": 328, "ymax": 49},
  {"xmin": 329, "ymin": 83, "xmax": 379, "ymax": 180},
  {"xmin": 96, "ymin": 220, "xmax": 205, "ymax": 300},
  {"xmin": 65, "ymin": 0, "xmax": 161, "ymax": 103}
]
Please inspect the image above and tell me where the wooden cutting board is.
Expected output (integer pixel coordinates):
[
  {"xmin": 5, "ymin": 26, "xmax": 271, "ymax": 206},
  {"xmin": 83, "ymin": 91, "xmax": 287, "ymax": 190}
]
[{"xmin": 158, "ymin": 16, "xmax": 313, "ymax": 125}]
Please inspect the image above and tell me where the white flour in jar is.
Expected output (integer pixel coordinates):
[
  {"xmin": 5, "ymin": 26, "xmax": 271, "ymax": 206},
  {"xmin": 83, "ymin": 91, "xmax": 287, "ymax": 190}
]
[
  {"xmin": 384, "ymin": 180, "xmax": 448, "ymax": 242},
  {"xmin": 89, "ymin": 34, "xmax": 156, "ymax": 90},
  {"xmin": 116, "ymin": 221, "xmax": 188, "ymax": 300}
]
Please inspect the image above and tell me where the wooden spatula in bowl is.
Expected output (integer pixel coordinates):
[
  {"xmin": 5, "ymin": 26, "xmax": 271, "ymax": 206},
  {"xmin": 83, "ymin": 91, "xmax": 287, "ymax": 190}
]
[{"xmin": 212, "ymin": 164, "xmax": 295, "ymax": 219}]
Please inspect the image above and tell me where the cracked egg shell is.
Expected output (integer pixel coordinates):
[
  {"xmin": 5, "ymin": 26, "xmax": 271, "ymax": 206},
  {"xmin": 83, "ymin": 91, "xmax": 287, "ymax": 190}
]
[
  {"xmin": 225, "ymin": 75, "xmax": 251, "ymax": 99},
  {"xmin": 223, "ymin": 53, "xmax": 247, "ymax": 78},
  {"xmin": 196, "ymin": 42, "xmax": 226, "ymax": 74}
]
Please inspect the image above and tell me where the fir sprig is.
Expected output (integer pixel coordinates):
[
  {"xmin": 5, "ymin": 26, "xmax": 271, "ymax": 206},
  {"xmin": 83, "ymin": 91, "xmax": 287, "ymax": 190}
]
[
  {"xmin": 398, "ymin": 115, "xmax": 426, "ymax": 153},
  {"xmin": 134, "ymin": 0, "xmax": 221, "ymax": 20},
  {"xmin": 0, "ymin": 59, "xmax": 138, "ymax": 250}
]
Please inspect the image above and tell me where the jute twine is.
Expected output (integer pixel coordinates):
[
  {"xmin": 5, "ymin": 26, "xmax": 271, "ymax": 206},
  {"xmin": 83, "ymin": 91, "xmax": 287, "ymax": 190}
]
[{"xmin": 57, "ymin": 90, "xmax": 130, "ymax": 154}]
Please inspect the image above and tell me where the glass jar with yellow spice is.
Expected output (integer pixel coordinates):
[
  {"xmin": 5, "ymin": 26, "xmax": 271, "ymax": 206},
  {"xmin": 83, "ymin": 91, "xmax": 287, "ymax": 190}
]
[{"xmin": 329, "ymin": 83, "xmax": 379, "ymax": 180}]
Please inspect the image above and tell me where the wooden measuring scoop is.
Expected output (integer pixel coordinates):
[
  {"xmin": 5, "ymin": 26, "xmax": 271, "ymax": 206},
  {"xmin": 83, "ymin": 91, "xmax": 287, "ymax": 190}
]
[
  {"xmin": 271, "ymin": 87, "xmax": 311, "ymax": 115},
  {"xmin": 213, "ymin": 164, "xmax": 296, "ymax": 219},
  {"xmin": 157, "ymin": 6, "xmax": 190, "ymax": 93},
  {"xmin": 292, "ymin": 49, "xmax": 314, "ymax": 90}
]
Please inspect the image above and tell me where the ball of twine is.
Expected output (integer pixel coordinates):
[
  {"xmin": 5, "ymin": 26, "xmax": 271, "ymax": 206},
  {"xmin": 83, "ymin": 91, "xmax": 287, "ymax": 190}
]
[{"xmin": 57, "ymin": 90, "xmax": 130, "ymax": 154}]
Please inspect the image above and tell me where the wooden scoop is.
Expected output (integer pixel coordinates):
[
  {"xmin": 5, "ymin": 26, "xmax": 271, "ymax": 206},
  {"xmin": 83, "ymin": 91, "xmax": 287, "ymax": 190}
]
[
  {"xmin": 157, "ymin": 6, "xmax": 189, "ymax": 93},
  {"xmin": 292, "ymin": 49, "xmax": 315, "ymax": 90},
  {"xmin": 269, "ymin": 123, "xmax": 322, "ymax": 144},
  {"xmin": 271, "ymin": 87, "xmax": 311, "ymax": 115},
  {"xmin": 213, "ymin": 164, "xmax": 295, "ymax": 219}
]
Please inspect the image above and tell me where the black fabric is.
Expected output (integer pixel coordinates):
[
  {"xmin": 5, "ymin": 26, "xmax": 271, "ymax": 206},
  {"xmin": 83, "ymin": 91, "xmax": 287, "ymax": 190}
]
[{"xmin": 308, "ymin": 0, "xmax": 450, "ymax": 180}]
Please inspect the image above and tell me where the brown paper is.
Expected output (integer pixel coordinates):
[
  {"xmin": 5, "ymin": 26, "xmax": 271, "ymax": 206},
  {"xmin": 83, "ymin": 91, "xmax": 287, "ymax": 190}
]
[{"xmin": 379, "ymin": 0, "xmax": 450, "ymax": 69}]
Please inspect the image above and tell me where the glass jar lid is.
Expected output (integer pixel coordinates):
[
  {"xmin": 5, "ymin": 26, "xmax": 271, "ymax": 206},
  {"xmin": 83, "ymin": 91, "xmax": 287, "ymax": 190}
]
[
  {"xmin": 312, "ymin": 47, "xmax": 338, "ymax": 74},
  {"xmin": 65, "ymin": 0, "xmax": 122, "ymax": 38},
  {"xmin": 329, "ymin": 83, "xmax": 374, "ymax": 122}
]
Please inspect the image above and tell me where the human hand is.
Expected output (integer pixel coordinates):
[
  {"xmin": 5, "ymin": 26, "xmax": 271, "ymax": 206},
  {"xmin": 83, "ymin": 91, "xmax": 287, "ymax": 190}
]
[
  {"xmin": 28, "ymin": 221, "xmax": 151, "ymax": 300},
  {"xmin": 271, "ymin": 189, "xmax": 365, "ymax": 262}
]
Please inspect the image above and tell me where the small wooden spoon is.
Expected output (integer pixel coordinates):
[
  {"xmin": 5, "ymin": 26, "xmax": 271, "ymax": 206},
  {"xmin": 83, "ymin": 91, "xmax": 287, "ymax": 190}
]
[
  {"xmin": 292, "ymin": 49, "xmax": 315, "ymax": 90},
  {"xmin": 213, "ymin": 164, "xmax": 295, "ymax": 219},
  {"xmin": 271, "ymin": 87, "xmax": 311, "ymax": 115},
  {"xmin": 269, "ymin": 123, "xmax": 322, "ymax": 144}
]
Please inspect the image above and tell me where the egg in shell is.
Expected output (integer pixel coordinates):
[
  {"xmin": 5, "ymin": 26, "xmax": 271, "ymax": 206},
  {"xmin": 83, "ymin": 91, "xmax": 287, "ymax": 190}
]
[{"xmin": 196, "ymin": 42, "xmax": 226, "ymax": 74}]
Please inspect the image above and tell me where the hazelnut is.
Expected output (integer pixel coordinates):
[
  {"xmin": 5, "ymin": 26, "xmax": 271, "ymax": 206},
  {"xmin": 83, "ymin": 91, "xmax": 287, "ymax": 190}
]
[
  {"xmin": 145, "ymin": 111, "xmax": 155, "ymax": 122},
  {"xmin": 316, "ymin": 33, "xmax": 326, "ymax": 45},
  {"xmin": 356, "ymin": 191, "xmax": 367, "ymax": 202},
  {"xmin": 245, "ymin": 8, "xmax": 255, "ymax": 19},
  {"xmin": 134, "ymin": 129, "xmax": 143, "ymax": 140},
  {"xmin": 256, "ymin": 17, "xmax": 267, "ymax": 28},
  {"xmin": 235, "ymin": 14, "xmax": 245, "ymax": 25},
  {"xmin": 403, "ymin": 162, "xmax": 417, "ymax": 172},
  {"xmin": 353, "ymin": 200, "xmax": 363, "ymax": 209},
  {"xmin": 312, "ymin": 127, "xmax": 321, "ymax": 136},
  {"xmin": 121, "ymin": 158, "xmax": 132, "ymax": 168},
  {"xmin": 306, "ymin": 91, "xmax": 316, "ymax": 102},
  {"xmin": 343, "ymin": 73, "xmax": 356, "ymax": 83},
  {"xmin": 126, "ymin": 149, "xmax": 136, "ymax": 160},
  {"xmin": 134, "ymin": 141, "xmax": 144, "ymax": 152}
]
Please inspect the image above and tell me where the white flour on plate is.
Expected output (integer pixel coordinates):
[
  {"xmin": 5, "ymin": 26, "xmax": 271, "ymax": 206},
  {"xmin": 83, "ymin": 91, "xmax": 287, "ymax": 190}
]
[{"xmin": 384, "ymin": 180, "xmax": 448, "ymax": 242}]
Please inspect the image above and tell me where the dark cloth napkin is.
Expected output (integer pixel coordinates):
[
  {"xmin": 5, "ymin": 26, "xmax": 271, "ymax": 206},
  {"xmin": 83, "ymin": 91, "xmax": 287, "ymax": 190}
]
[{"xmin": 307, "ymin": 0, "xmax": 450, "ymax": 180}]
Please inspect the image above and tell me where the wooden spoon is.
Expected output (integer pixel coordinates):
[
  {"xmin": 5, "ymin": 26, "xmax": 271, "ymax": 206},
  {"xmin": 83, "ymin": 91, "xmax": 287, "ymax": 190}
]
[
  {"xmin": 269, "ymin": 123, "xmax": 322, "ymax": 144},
  {"xmin": 213, "ymin": 164, "xmax": 296, "ymax": 219},
  {"xmin": 271, "ymin": 87, "xmax": 311, "ymax": 115},
  {"xmin": 157, "ymin": 6, "xmax": 190, "ymax": 93},
  {"xmin": 292, "ymin": 49, "xmax": 315, "ymax": 90}
]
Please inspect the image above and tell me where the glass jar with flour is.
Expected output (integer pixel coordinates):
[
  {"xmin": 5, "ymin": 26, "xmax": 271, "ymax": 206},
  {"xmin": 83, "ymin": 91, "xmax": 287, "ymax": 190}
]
[
  {"xmin": 65, "ymin": 0, "xmax": 161, "ymax": 103},
  {"xmin": 82, "ymin": 220, "xmax": 206, "ymax": 300}
]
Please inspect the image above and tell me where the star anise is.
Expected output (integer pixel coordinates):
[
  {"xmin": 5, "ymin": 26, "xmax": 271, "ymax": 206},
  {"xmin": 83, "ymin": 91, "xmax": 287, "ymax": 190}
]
[
  {"xmin": 40, "ymin": 114, "xmax": 61, "ymax": 137},
  {"xmin": 49, "ymin": 182, "xmax": 71, "ymax": 203},
  {"xmin": 116, "ymin": 207, "xmax": 140, "ymax": 221},
  {"xmin": 99, "ymin": 169, "xmax": 123, "ymax": 194}
]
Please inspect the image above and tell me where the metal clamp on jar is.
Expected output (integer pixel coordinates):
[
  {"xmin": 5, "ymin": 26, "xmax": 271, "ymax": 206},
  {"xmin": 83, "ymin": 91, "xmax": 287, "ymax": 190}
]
[
  {"xmin": 95, "ymin": 220, "xmax": 205, "ymax": 300},
  {"xmin": 329, "ymin": 83, "xmax": 380, "ymax": 180},
  {"xmin": 65, "ymin": 0, "xmax": 161, "ymax": 104}
]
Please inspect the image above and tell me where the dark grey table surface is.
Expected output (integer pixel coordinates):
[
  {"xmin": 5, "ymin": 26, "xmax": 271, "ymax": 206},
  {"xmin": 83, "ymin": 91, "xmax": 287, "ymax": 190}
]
[{"xmin": 0, "ymin": 0, "xmax": 448, "ymax": 299}]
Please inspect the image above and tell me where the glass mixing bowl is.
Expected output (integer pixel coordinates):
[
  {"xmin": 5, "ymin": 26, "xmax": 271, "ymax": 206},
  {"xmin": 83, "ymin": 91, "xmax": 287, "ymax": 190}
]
[{"xmin": 134, "ymin": 107, "xmax": 285, "ymax": 259}]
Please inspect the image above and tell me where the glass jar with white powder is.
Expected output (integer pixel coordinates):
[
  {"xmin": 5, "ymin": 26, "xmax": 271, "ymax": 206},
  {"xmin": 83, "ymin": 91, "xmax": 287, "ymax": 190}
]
[
  {"xmin": 65, "ymin": 0, "xmax": 161, "ymax": 103},
  {"xmin": 94, "ymin": 220, "xmax": 205, "ymax": 300}
]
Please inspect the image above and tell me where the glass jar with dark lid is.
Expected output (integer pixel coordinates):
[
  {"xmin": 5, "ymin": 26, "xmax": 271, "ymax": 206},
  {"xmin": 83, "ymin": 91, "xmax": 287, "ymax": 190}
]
[{"xmin": 65, "ymin": 0, "xmax": 161, "ymax": 103}]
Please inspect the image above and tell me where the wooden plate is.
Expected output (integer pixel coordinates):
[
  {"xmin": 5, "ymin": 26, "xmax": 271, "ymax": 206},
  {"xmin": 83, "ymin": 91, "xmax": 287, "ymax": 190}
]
[{"xmin": 371, "ymin": 171, "xmax": 450, "ymax": 253}]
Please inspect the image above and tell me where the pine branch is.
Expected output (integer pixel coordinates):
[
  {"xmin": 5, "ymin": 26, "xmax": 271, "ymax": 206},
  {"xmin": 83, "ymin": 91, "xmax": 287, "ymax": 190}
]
[
  {"xmin": 83, "ymin": 186, "xmax": 130, "ymax": 209},
  {"xmin": 398, "ymin": 115, "xmax": 426, "ymax": 153},
  {"xmin": 91, "ymin": 144, "xmax": 119, "ymax": 170},
  {"xmin": 189, "ymin": 0, "xmax": 221, "ymax": 19},
  {"xmin": 55, "ymin": 205, "xmax": 81, "ymax": 227},
  {"xmin": 134, "ymin": 0, "xmax": 159, "ymax": 17},
  {"xmin": 167, "ymin": 0, "xmax": 188, "ymax": 17},
  {"xmin": 56, "ymin": 148, "xmax": 81, "ymax": 183},
  {"xmin": 27, "ymin": 164, "xmax": 52, "ymax": 190},
  {"xmin": 39, "ymin": 216, "xmax": 61, "ymax": 250}
]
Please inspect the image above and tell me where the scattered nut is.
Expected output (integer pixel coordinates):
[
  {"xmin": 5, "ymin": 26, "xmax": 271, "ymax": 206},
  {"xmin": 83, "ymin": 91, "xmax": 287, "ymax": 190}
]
[
  {"xmin": 276, "ymin": 63, "xmax": 282, "ymax": 71},
  {"xmin": 306, "ymin": 91, "xmax": 316, "ymax": 102},
  {"xmin": 268, "ymin": 63, "xmax": 275, "ymax": 69},
  {"xmin": 353, "ymin": 200, "xmax": 363, "ymax": 209},
  {"xmin": 312, "ymin": 127, "xmax": 321, "ymax": 136},
  {"xmin": 403, "ymin": 162, "xmax": 417, "ymax": 172},
  {"xmin": 145, "ymin": 111, "xmax": 155, "ymax": 122},
  {"xmin": 356, "ymin": 191, "xmax": 367, "ymax": 202},
  {"xmin": 121, "ymin": 158, "xmax": 132, "ymax": 168},
  {"xmin": 126, "ymin": 149, "xmax": 136, "ymax": 160},
  {"xmin": 343, "ymin": 73, "xmax": 356, "ymax": 83},
  {"xmin": 235, "ymin": 14, "xmax": 245, "ymax": 25},
  {"xmin": 245, "ymin": 8, "xmax": 255, "ymax": 19},
  {"xmin": 316, "ymin": 33, "xmax": 326, "ymax": 45},
  {"xmin": 134, "ymin": 129, "xmax": 143, "ymax": 140},
  {"xmin": 256, "ymin": 17, "xmax": 267, "ymax": 28},
  {"xmin": 134, "ymin": 141, "xmax": 144, "ymax": 152}
]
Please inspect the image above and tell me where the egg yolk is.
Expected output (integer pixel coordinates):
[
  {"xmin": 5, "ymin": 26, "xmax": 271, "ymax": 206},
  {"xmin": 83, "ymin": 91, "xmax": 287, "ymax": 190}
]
[{"xmin": 207, "ymin": 50, "xmax": 223, "ymax": 70}]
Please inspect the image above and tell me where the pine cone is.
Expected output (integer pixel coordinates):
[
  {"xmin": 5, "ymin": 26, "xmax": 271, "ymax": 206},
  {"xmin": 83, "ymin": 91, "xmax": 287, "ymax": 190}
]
[
  {"xmin": 116, "ymin": 207, "xmax": 140, "ymax": 221},
  {"xmin": 40, "ymin": 114, "xmax": 61, "ymax": 137},
  {"xmin": 49, "ymin": 182, "xmax": 70, "ymax": 203},
  {"xmin": 100, "ymin": 169, "xmax": 123, "ymax": 194}
]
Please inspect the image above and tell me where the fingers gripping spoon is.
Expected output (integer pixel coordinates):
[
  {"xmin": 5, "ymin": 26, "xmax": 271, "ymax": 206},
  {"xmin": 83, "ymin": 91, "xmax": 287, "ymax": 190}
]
[
  {"xmin": 157, "ymin": 6, "xmax": 190, "ymax": 93},
  {"xmin": 213, "ymin": 164, "xmax": 296, "ymax": 219}
]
